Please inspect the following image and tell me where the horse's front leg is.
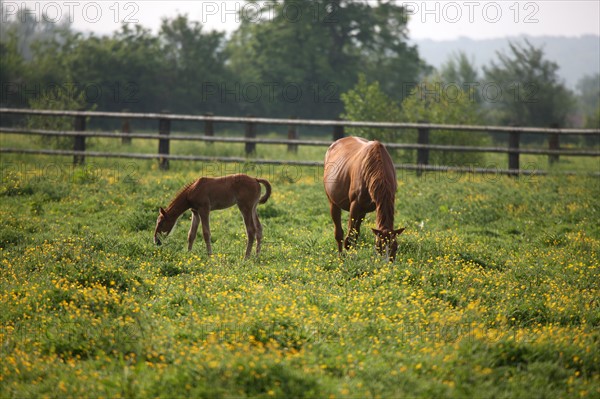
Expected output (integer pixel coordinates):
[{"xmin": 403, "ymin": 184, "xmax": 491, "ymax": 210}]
[
  {"xmin": 345, "ymin": 201, "xmax": 364, "ymax": 250},
  {"xmin": 188, "ymin": 210, "xmax": 200, "ymax": 251},
  {"xmin": 199, "ymin": 209, "xmax": 212, "ymax": 256}
]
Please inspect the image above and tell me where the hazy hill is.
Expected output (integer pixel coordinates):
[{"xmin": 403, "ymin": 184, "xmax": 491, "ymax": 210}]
[{"xmin": 412, "ymin": 35, "xmax": 600, "ymax": 91}]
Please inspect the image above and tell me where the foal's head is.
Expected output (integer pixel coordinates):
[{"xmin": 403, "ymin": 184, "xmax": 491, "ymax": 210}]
[
  {"xmin": 371, "ymin": 227, "xmax": 405, "ymax": 262},
  {"xmin": 154, "ymin": 207, "xmax": 176, "ymax": 245}
]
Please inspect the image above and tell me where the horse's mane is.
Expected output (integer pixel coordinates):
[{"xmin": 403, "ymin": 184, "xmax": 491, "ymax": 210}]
[
  {"xmin": 166, "ymin": 179, "xmax": 197, "ymax": 212},
  {"xmin": 363, "ymin": 142, "xmax": 396, "ymax": 228}
]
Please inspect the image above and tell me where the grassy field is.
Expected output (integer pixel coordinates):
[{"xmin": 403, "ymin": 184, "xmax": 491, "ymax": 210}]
[{"xmin": 1, "ymin": 140, "xmax": 599, "ymax": 397}]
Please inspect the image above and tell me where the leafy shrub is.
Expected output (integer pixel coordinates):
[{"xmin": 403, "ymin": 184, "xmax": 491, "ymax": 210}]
[
  {"xmin": 26, "ymin": 86, "xmax": 96, "ymax": 150},
  {"xmin": 400, "ymin": 75, "xmax": 488, "ymax": 166},
  {"xmin": 340, "ymin": 74, "xmax": 402, "ymax": 143},
  {"xmin": 341, "ymin": 74, "xmax": 489, "ymax": 166}
]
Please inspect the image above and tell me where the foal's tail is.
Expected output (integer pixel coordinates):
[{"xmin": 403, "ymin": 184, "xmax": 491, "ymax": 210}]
[{"xmin": 256, "ymin": 178, "xmax": 271, "ymax": 204}]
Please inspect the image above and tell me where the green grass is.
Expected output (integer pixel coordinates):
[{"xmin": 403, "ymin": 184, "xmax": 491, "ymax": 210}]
[{"xmin": 0, "ymin": 143, "xmax": 599, "ymax": 398}]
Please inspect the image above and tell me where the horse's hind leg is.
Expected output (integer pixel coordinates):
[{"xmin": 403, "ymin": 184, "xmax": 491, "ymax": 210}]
[
  {"xmin": 253, "ymin": 204, "xmax": 263, "ymax": 256},
  {"xmin": 239, "ymin": 204, "xmax": 256, "ymax": 259},
  {"xmin": 329, "ymin": 202, "xmax": 344, "ymax": 253}
]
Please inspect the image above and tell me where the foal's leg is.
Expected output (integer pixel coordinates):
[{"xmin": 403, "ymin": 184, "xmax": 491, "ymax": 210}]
[
  {"xmin": 329, "ymin": 202, "xmax": 344, "ymax": 253},
  {"xmin": 252, "ymin": 204, "xmax": 263, "ymax": 256},
  {"xmin": 199, "ymin": 208, "xmax": 212, "ymax": 256},
  {"xmin": 188, "ymin": 210, "xmax": 200, "ymax": 251},
  {"xmin": 345, "ymin": 201, "xmax": 364, "ymax": 250},
  {"xmin": 239, "ymin": 204, "xmax": 256, "ymax": 259}
]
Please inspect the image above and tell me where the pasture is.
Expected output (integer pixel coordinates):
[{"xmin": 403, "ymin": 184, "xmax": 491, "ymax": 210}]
[{"xmin": 1, "ymin": 147, "xmax": 599, "ymax": 398}]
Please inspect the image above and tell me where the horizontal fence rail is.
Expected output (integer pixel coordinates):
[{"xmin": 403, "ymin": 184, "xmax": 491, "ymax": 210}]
[
  {"xmin": 1, "ymin": 127, "xmax": 599, "ymax": 157},
  {"xmin": 1, "ymin": 107, "xmax": 599, "ymax": 135},
  {"xmin": 1, "ymin": 107, "xmax": 599, "ymax": 176}
]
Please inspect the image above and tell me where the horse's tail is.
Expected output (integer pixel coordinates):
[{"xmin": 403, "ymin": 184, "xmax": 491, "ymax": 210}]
[{"xmin": 256, "ymin": 178, "xmax": 271, "ymax": 204}]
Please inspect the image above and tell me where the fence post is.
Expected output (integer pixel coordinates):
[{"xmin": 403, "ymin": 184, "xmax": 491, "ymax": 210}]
[
  {"xmin": 121, "ymin": 109, "xmax": 131, "ymax": 145},
  {"xmin": 204, "ymin": 112, "xmax": 214, "ymax": 145},
  {"xmin": 333, "ymin": 118, "xmax": 344, "ymax": 141},
  {"xmin": 288, "ymin": 116, "xmax": 298, "ymax": 153},
  {"xmin": 245, "ymin": 114, "xmax": 256, "ymax": 155},
  {"xmin": 416, "ymin": 120, "xmax": 430, "ymax": 177},
  {"xmin": 73, "ymin": 114, "xmax": 86, "ymax": 165},
  {"xmin": 158, "ymin": 113, "xmax": 171, "ymax": 170},
  {"xmin": 508, "ymin": 127, "xmax": 520, "ymax": 175},
  {"xmin": 548, "ymin": 122, "xmax": 560, "ymax": 165}
]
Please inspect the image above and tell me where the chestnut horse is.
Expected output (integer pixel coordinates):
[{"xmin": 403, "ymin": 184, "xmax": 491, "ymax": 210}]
[
  {"xmin": 324, "ymin": 137, "xmax": 405, "ymax": 261},
  {"xmin": 154, "ymin": 174, "xmax": 271, "ymax": 259}
]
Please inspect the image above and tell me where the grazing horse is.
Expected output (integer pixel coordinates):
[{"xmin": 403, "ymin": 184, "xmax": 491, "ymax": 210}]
[
  {"xmin": 324, "ymin": 137, "xmax": 405, "ymax": 261},
  {"xmin": 154, "ymin": 174, "xmax": 271, "ymax": 259}
]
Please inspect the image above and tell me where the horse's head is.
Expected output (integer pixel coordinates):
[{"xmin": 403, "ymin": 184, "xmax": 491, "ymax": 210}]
[
  {"xmin": 372, "ymin": 227, "xmax": 405, "ymax": 262},
  {"xmin": 154, "ymin": 207, "xmax": 175, "ymax": 245}
]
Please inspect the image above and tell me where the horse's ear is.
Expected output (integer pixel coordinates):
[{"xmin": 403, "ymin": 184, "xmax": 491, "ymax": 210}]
[
  {"xmin": 394, "ymin": 227, "xmax": 406, "ymax": 236},
  {"xmin": 371, "ymin": 228, "xmax": 383, "ymax": 236},
  {"xmin": 159, "ymin": 207, "xmax": 167, "ymax": 216}
]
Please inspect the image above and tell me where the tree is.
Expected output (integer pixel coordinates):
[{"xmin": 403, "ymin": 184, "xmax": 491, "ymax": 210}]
[
  {"xmin": 340, "ymin": 73, "xmax": 486, "ymax": 165},
  {"xmin": 344, "ymin": 0, "xmax": 430, "ymax": 100},
  {"xmin": 483, "ymin": 40, "xmax": 575, "ymax": 128},
  {"xmin": 159, "ymin": 15, "xmax": 232, "ymax": 115},
  {"xmin": 576, "ymin": 73, "xmax": 600, "ymax": 129},
  {"xmin": 226, "ymin": 0, "xmax": 426, "ymax": 119},
  {"xmin": 0, "ymin": 0, "xmax": 73, "ymax": 107},
  {"xmin": 340, "ymin": 74, "xmax": 402, "ymax": 142},
  {"xmin": 584, "ymin": 108, "xmax": 599, "ymax": 129},
  {"xmin": 440, "ymin": 51, "xmax": 481, "ymax": 103},
  {"xmin": 26, "ymin": 84, "xmax": 96, "ymax": 149},
  {"xmin": 61, "ymin": 25, "xmax": 169, "ymax": 114},
  {"xmin": 0, "ymin": 0, "xmax": 72, "ymax": 61},
  {"xmin": 0, "ymin": 30, "xmax": 26, "ymax": 107},
  {"xmin": 400, "ymin": 75, "xmax": 486, "ymax": 166}
]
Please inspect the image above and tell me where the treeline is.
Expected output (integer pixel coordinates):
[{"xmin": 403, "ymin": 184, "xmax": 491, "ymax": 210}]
[
  {"xmin": 1, "ymin": 0, "xmax": 598, "ymax": 131},
  {"xmin": 0, "ymin": 1, "xmax": 427, "ymax": 121}
]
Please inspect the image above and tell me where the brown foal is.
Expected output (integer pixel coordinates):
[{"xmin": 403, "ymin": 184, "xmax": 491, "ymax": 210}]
[{"xmin": 154, "ymin": 174, "xmax": 271, "ymax": 259}]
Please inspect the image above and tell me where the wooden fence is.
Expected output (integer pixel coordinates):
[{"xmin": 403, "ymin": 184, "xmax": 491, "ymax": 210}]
[{"xmin": 1, "ymin": 108, "xmax": 599, "ymax": 176}]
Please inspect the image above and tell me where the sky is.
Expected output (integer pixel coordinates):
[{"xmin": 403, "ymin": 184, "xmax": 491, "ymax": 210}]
[{"xmin": 10, "ymin": 1, "xmax": 600, "ymax": 40}]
